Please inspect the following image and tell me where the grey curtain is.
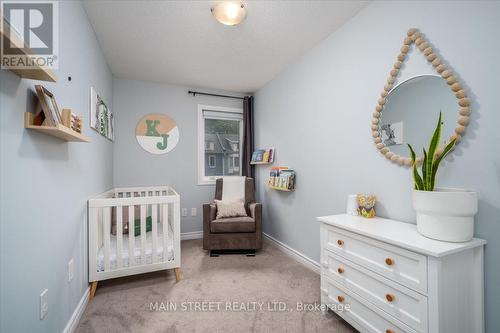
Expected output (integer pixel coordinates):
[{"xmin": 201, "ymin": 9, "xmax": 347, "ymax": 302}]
[{"xmin": 242, "ymin": 96, "xmax": 255, "ymax": 179}]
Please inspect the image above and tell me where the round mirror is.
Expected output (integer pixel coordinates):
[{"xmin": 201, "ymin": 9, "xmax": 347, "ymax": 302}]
[{"xmin": 376, "ymin": 75, "xmax": 460, "ymax": 163}]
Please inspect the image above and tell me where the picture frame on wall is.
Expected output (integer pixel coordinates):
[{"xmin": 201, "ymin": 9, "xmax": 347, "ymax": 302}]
[{"xmin": 90, "ymin": 87, "xmax": 114, "ymax": 141}]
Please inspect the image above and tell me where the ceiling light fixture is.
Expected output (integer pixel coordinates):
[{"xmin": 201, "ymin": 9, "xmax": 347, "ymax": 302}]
[{"xmin": 211, "ymin": 2, "xmax": 246, "ymax": 26}]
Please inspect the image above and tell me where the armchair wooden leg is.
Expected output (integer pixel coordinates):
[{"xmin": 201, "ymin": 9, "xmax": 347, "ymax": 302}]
[
  {"xmin": 174, "ymin": 267, "xmax": 182, "ymax": 283},
  {"xmin": 90, "ymin": 281, "xmax": 98, "ymax": 300}
]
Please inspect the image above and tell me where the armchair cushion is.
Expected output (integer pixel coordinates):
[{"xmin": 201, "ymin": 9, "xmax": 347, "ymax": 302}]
[
  {"xmin": 214, "ymin": 200, "xmax": 247, "ymax": 219},
  {"xmin": 210, "ymin": 216, "xmax": 255, "ymax": 233}
]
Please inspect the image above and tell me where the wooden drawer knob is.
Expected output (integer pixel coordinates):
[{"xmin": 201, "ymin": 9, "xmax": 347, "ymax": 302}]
[
  {"xmin": 337, "ymin": 239, "xmax": 344, "ymax": 246},
  {"xmin": 385, "ymin": 258, "xmax": 394, "ymax": 266},
  {"xmin": 386, "ymin": 330, "xmax": 394, "ymax": 333},
  {"xmin": 337, "ymin": 295, "xmax": 345, "ymax": 303},
  {"xmin": 386, "ymin": 294, "xmax": 395, "ymax": 302},
  {"xmin": 337, "ymin": 267, "xmax": 344, "ymax": 274}
]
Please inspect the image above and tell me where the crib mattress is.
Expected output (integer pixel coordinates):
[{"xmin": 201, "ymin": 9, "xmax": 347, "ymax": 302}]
[{"xmin": 97, "ymin": 224, "xmax": 174, "ymax": 272}]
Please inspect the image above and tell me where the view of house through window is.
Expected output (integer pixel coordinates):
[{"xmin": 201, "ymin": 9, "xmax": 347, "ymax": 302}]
[{"xmin": 199, "ymin": 106, "xmax": 243, "ymax": 184}]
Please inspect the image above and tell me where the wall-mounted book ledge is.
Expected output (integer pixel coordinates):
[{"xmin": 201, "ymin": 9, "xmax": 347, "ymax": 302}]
[
  {"xmin": 268, "ymin": 166, "xmax": 295, "ymax": 191},
  {"xmin": 0, "ymin": 16, "xmax": 57, "ymax": 82},
  {"xmin": 269, "ymin": 185, "xmax": 294, "ymax": 192},
  {"xmin": 251, "ymin": 147, "xmax": 275, "ymax": 165},
  {"xmin": 24, "ymin": 112, "xmax": 89, "ymax": 142}
]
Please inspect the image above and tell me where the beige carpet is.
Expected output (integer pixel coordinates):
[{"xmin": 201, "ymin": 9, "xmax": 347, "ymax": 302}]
[{"xmin": 76, "ymin": 239, "xmax": 356, "ymax": 333}]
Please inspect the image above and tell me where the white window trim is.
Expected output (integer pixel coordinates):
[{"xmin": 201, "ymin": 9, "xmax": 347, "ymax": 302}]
[{"xmin": 198, "ymin": 104, "xmax": 243, "ymax": 185}]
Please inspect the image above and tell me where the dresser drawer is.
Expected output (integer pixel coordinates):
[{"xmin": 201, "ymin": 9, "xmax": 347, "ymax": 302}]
[
  {"xmin": 321, "ymin": 275, "xmax": 417, "ymax": 333},
  {"xmin": 322, "ymin": 249, "xmax": 428, "ymax": 332},
  {"xmin": 322, "ymin": 225, "xmax": 427, "ymax": 292}
]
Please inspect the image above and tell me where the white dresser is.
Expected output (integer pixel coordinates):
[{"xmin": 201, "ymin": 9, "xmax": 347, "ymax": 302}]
[{"xmin": 318, "ymin": 214, "xmax": 486, "ymax": 333}]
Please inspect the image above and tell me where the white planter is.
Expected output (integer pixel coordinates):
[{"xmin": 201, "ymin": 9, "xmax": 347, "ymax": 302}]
[{"xmin": 412, "ymin": 188, "xmax": 478, "ymax": 242}]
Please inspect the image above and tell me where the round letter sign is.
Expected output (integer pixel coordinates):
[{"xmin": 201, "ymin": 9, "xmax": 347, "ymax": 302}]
[{"xmin": 136, "ymin": 114, "xmax": 179, "ymax": 154}]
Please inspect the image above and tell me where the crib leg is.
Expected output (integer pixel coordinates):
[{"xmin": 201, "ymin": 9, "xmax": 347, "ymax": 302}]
[
  {"xmin": 174, "ymin": 267, "xmax": 182, "ymax": 283},
  {"xmin": 90, "ymin": 281, "xmax": 98, "ymax": 300}
]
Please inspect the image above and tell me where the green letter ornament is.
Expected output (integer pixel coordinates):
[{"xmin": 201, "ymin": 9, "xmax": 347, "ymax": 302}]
[
  {"xmin": 145, "ymin": 120, "xmax": 161, "ymax": 136},
  {"xmin": 156, "ymin": 134, "xmax": 169, "ymax": 150}
]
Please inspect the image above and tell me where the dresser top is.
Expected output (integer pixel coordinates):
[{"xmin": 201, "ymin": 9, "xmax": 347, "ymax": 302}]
[{"xmin": 317, "ymin": 214, "xmax": 486, "ymax": 257}]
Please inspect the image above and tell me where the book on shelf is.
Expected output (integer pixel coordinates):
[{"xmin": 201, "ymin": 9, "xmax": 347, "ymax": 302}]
[
  {"xmin": 61, "ymin": 109, "xmax": 83, "ymax": 133},
  {"xmin": 251, "ymin": 147, "xmax": 275, "ymax": 164},
  {"xmin": 268, "ymin": 166, "xmax": 295, "ymax": 190}
]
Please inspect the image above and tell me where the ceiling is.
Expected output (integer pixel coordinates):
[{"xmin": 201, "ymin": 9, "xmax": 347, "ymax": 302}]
[{"xmin": 83, "ymin": 1, "xmax": 368, "ymax": 93}]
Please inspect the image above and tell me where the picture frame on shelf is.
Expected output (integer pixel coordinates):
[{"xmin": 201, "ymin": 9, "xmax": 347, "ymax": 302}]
[{"xmin": 34, "ymin": 85, "xmax": 61, "ymax": 126}]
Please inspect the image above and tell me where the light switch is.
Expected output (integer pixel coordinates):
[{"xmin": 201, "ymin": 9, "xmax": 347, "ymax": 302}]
[{"xmin": 68, "ymin": 259, "xmax": 74, "ymax": 282}]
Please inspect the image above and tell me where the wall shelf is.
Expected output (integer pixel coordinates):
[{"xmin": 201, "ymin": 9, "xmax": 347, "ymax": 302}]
[
  {"xmin": 1, "ymin": 15, "xmax": 57, "ymax": 82},
  {"xmin": 251, "ymin": 147, "xmax": 274, "ymax": 165},
  {"xmin": 269, "ymin": 185, "xmax": 294, "ymax": 192},
  {"xmin": 24, "ymin": 113, "xmax": 89, "ymax": 142}
]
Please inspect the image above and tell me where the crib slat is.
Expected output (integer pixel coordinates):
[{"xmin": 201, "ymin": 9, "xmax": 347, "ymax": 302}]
[
  {"xmin": 152, "ymin": 204, "xmax": 158, "ymax": 263},
  {"xmin": 174, "ymin": 199, "xmax": 180, "ymax": 264},
  {"xmin": 103, "ymin": 207, "xmax": 111, "ymax": 271},
  {"xmin": 128, "ymin": 205, "xmax": 135, "ymax": 267},
  {"xmin": 162, "ymin": 204, "xmax": 168, "ymax": 261},
  {"xmin": 116, "ymin": 206, "xmax": 123, "ymax": 268},
  {"xmin": 140, "ymin": 205, "xmax": 146, "ymax": 264},
  {"xmin": 88, "ymin": 207, "xmax": 98, "ymax": 281}
]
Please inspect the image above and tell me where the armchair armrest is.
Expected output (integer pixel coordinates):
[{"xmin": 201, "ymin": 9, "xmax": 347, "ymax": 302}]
[
  {"xmin": 248, "ymin": 202, "xmax": 261, "ymax": 220},
  {"xmin": 249, "ymin": 203, "xmax": 262, "ymax": 249},
  {"xmin": 203, "ymin": 203, "xmax": 217, "ymax": 250}
]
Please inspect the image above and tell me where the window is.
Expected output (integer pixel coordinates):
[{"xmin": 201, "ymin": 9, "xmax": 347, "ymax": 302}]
[
  {"xmin": 205, "ymin": 142, "xmax": 214, "ymax": 150},
  {"xmin": 208, "ymin": 155, "xmax": 216, "ymax": 168},
  {"xmin": 198, "ymin": 105, "xmax": 243, "ymax": 185},
  {"xmin": 228, "ymin": 154, "xmax": 239, "ymax": 173}
]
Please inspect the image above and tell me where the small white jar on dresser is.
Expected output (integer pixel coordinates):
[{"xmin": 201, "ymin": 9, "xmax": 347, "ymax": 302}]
[{"xmin": 318, "ymin": 214, "xmax": 486, "ymax": 333}]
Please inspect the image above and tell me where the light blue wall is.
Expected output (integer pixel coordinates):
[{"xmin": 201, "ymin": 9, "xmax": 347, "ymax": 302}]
[
  {"xmin": 253, "ymin": 1, "xmax": 500, "ymax": 332},
  {"xmin": 0, "ymin": 2, "xmax": 113, "ymax": 332},
  {"xmin": 112, "ymin": 78, "xmax": 244, "ymax": 233}
]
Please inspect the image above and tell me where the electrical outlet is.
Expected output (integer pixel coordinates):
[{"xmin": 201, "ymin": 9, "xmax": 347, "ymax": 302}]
[
  {"xmin": 68, "ymin": 259, "xmax": 74, "ymax": 282},
  {"xmin": 191, "ymin": 208, "xmax": 197, "ymax": 216},
  {"xmin": 181, "ymin": 208, "xmax": 187, "ymax": 217},
  {"xmin": 40, "ymin": 289, "xmax": 48, "ymax": 320}
]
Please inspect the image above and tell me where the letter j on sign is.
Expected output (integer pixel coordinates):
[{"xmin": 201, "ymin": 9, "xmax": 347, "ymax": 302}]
[{"xmin": 136, "ymin": 114, "xmax": 179, "ymax": 154}]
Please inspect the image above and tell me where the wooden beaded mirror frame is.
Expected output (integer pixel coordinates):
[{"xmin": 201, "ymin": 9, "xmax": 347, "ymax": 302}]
[{"xmin": 372, "ymin": 28, "xmax": 471, "ymax": 167}]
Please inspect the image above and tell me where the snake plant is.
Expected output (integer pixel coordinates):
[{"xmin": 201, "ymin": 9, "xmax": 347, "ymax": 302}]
[{"xmin": 407, "ymin": 112, "xmax": 456, "ymax": 191}]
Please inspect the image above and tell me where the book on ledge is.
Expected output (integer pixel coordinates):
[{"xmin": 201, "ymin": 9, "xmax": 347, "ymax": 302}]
[
  {"xmin": 251, "ymin": 147, "xmax": 275, "ymax": 164},
  {"xmin": 268, "ymin": 167, "xmax": 295, "ymax": 191}
]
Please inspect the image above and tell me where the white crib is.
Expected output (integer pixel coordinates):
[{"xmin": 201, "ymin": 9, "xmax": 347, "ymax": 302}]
[{"xmin": 88, "ymin": 186, "xmax": 181, "ymax": 298}]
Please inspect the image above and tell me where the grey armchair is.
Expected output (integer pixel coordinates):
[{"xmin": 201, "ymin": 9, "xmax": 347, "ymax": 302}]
[{"xmin": 203, "ymin": 177, "xmax": 262, "ymax": 255}]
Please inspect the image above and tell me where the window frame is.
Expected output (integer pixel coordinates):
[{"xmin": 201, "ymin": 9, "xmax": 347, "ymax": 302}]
[{"xmin": 197, "ymin": 104, "xmax": 243, "ymax": 185}]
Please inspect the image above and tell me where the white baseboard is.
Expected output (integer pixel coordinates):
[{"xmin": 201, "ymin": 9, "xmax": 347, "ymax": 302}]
[
  {"xmin": 181, "ymin": 230, "xmax": 203, "ymax": 240},
  {"xmin": 62, "ymin": 287, "xmax": 90, "ymax": 333},
  {"xmin": 263, "ymin": 233, "xmax": 320, "ymax": 274}
]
